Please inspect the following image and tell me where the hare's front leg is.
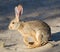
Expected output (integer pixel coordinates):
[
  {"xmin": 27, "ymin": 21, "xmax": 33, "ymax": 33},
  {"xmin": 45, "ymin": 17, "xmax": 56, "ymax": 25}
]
[{"xmin": 23, "ymin": 36, "xmax": 30, "ymax": 46}]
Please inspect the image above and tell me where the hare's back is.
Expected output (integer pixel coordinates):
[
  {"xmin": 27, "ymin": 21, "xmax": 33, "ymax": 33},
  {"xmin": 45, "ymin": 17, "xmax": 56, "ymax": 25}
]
[{"xmin": 24, "ymin": 20, "xmax": 50, "ymax": 30}]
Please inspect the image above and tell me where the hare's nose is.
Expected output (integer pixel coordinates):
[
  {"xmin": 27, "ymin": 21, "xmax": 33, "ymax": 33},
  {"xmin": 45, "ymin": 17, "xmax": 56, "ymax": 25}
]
[{"xmin": 9, "ymin": 26, "xmax": 12, "ymax": 29}]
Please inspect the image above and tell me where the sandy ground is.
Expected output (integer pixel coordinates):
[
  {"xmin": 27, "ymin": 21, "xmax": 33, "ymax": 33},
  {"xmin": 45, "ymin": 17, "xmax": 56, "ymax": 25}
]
[{"xmin": 0, "ymin": 0, "xmax": 60, "ymax": 52}]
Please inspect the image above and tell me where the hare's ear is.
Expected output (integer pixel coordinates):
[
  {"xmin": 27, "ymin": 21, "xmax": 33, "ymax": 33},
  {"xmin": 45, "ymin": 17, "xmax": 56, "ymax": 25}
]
[
  {"xmin": 15, "ymin": 5, "xmax": 23, "ymax": 22},
  {"xmin": 17, "ymin": 5, "xmax": 23, "ymax": 15}
]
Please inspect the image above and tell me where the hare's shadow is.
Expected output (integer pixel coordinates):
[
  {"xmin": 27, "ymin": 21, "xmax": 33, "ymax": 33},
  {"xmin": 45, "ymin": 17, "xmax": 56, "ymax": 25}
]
[{"xmin": 51, "ymin": 32, "xmax": 60, "ymax": 41}]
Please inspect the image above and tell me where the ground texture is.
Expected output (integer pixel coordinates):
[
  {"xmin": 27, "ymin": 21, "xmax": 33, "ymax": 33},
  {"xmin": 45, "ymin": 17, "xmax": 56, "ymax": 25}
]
[{"xmin": 0, "ymin": 0, "xmax": 60, "ymax": 52}]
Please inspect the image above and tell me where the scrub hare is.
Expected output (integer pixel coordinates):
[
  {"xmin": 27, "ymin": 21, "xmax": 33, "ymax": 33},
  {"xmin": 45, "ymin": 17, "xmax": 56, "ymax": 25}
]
[{"xmin": 8, "ymin": 5, "xmax": 51, "ymax": 48}]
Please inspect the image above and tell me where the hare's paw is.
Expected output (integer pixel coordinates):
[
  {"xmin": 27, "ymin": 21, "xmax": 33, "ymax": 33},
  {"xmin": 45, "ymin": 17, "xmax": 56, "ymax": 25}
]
[
  {"xmin": 41, "ymin": 41, "xmax": 48, "ymax": 46},
  {"xmin": 27, "ymin": 45, "xmax": 35, "ymax": 49}
]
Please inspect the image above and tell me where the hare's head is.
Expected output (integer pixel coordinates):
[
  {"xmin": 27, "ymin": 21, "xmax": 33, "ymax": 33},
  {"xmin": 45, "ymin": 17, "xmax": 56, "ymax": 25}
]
[{"xmin": 8, "ymin": 5, "xmax": 23, "ymax": 30}]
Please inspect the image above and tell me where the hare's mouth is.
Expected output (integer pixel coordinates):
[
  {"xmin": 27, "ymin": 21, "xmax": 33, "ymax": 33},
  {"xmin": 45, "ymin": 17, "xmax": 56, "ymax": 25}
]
[{"xmin": 8, "ymin": 26, "xmax": 12, "ymax": 30}]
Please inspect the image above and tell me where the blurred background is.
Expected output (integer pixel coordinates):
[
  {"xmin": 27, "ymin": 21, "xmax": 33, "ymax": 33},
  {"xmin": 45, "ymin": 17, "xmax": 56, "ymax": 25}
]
[{"xmin": 0, "ymin": 0, "xmax": 60, "ymax": 30}]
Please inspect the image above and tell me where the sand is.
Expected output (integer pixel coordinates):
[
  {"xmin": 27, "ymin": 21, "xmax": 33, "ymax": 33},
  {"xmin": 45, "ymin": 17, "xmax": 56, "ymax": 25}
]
[{"xmin": 0, "ymin": 0, "xmax": 60, "ymax": 52}]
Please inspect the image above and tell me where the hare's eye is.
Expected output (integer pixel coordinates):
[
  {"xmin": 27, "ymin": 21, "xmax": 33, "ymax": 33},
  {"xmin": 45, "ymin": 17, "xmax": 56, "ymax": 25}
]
[{"xmin": 12, "ymin": 22, "xmax": 15, "ymax": 24}]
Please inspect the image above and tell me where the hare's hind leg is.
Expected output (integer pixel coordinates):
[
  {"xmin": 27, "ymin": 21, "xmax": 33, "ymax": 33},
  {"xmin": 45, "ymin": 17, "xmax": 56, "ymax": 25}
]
[
  {"xmin": 27, "ymin": 36, "xmax": 42, "ymax": 48},
  {"xmin": 23, "ymin": 31, "xmax": 42, "ymax": 48},
  {"xmin": 27, "ymin": 31, "xmax": 42, "ymax": 48},
  {"xmin": 40, "ymin": 30, "xmax": 50, "ymax": 46},
  {"xmin": 34, "ymin": 31, "xmax": 42, "ymax": 47}
]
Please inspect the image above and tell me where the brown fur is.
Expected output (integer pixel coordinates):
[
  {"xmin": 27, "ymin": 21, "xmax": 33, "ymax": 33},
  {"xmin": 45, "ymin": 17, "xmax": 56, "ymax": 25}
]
[{"xmin": 8, "ymin": 5, "xmax": 51, "ymax": 48}]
